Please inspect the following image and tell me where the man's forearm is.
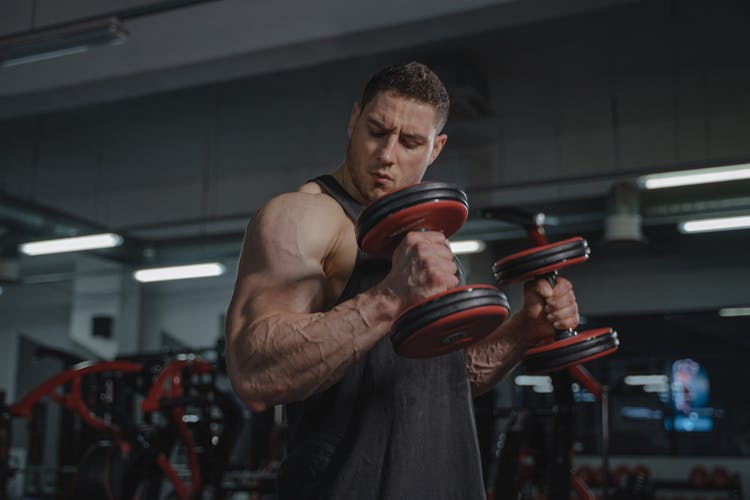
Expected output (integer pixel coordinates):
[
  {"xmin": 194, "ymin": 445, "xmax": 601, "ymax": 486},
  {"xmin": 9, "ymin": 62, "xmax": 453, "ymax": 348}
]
[
  {"xmin": 227, "ymin": 287, "xmax": 399, "ymax": 411},
  {"xmin": 465, "ymin": 314, "xmax": 533, "ymax": 396}
]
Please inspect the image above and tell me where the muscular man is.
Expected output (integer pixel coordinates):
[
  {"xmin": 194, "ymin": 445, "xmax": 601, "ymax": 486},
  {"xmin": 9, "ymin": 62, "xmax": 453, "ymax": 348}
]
[{"xmin": 225, "ymin": 62, "xmax": 579, "ymax": 499}]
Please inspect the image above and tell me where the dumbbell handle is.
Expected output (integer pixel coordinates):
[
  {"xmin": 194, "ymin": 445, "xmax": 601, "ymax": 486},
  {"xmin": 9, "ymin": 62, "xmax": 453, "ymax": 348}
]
[{"xmin": 482, "ymin": 207, "xmax": 576, "ymax": 338}]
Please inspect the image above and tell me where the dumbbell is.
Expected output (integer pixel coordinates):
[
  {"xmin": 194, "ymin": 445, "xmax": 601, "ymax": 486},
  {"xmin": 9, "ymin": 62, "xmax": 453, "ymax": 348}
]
[
  {"xmin": 355, "ymin": 182, "xmax": 510, "ymax": 358},
  {"xmin": 492, "ymin": 233, "xmax": 619, "ymax": 374}
]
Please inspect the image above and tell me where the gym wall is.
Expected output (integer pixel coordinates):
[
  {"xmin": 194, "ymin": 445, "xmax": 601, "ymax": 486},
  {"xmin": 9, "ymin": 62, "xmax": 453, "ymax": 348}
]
[{"xmin": 0, "ymin": 0, "xmax": 748, "ymax": 497}]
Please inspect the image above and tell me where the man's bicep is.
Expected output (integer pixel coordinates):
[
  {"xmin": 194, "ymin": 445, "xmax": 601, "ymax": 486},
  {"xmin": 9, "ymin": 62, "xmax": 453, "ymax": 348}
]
[{"xmin": 232, "ymin": 194, "xmax": 333, "ymax": 319}]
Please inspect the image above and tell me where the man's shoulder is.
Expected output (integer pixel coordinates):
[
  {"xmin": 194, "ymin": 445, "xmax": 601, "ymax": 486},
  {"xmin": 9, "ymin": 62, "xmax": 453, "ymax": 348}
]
[
  {"xmin": 241, "ymin": 190, "xmax": 344, "ymax": 266},
  {"xmin": 261, "ymin": 185, "xmax": 342, "ymax": 218},
  {"xmin": 252, "ymin": 185, "xmax": 347, "ymax": 238},
  {"xmin": 298, "ymin": 180, "xmax": 324, "ymax": 195}
]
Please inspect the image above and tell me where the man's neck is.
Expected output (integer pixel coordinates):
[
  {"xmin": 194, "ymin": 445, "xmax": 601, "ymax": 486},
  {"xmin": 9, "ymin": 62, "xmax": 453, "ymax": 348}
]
[{"xmin": 331, "ymin": 163, "xmax": 366, "ymax": 205}]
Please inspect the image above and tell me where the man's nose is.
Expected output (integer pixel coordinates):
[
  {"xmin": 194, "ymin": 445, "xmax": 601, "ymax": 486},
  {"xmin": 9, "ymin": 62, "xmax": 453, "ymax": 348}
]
[{"xmin": 377, "ymin": 134, "xmax": 398, "ymax": 164}]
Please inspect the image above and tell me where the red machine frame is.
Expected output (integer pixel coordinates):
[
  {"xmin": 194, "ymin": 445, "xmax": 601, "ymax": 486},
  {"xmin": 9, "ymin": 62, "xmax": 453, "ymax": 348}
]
[{"xmin": 6, "ymin": 354, "xmax": 213, "ymax": 500}]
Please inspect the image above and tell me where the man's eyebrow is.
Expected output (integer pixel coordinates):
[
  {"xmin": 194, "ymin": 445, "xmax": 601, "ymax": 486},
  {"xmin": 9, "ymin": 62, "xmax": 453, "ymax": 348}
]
[
  {"xmin": 366, "ymin": 116, "xmax": 427, "ymax": 142},
  {"xmin": 401, "ymin": 132, "xmax": 427, "ymax": 143},
  {"xmin": 366, "ymin": 117, "xmax": 390, "ymax": 131}
]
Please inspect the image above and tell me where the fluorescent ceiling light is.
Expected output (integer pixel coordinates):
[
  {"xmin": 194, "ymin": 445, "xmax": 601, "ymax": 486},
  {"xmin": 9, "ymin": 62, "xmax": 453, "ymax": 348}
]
[
  {"xmin": 719, "ymin": 307, "xmax": 750, "ymax": 317},
  {"xmin": 515, "ymin": 375, "xmax": 552, "ymax": 386},
  {"xmin": 621, "ymin": 407, "xmax": 664, "ymax": 420},
  {"xmin": 639, "ymin": 163, "xmax": 750, "ymax": 189},
  {"xmin": 20, "ymin": 233, "xmax": 124, "ymax": 255},
  {"xmin": 678, "ymin": 215, "xmax": 750, "ymax": 233},
  {"xmin": 134, "ymin": 263, "xmax": 226, "ymax": 283},
  {"xmin": 515, "ymin": 375, "xmax": 553, "ymax": 393},
  {"xmin": 624, "ymin": 375, "xmax": 668, "ymax": 386},
  {"xmin": 0, "ymin": 17, "xmax": 128, "ymax": 68},
  {"xmin": 532, "ymin": 384, "xmax": 554, "ymax": 394},
  {"xmin": 449, "ymin": 240, "xmax": 486, "ymax": 255}
]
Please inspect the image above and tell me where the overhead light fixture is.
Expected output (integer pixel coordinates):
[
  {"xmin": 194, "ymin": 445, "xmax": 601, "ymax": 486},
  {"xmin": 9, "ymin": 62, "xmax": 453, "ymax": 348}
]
[
  {"xmin": 719, "ymin": 306, "xmax": 750, "ymax": 317},
  {"xmin": 20, "ymin": 233, "xmax": 124, "ymax": 256},
  {"xmin": 624, "ymin": 375, "xmax": 669, "ymax": 394},
  {"xmin": 624, "ymin": 375, "xmax": 668, "ymax": 386},
  {"xmin": 134, "ymin": 262, "xmax": 226, "ymax": 283},
  {"xmin": 0, "ymin": 254, "xmax": 20, "ymax": 282},
  {"xmin": 449, "ymin": 240, "xmax": 486, "ymax": 255},
  {"xmin": 0, "ymin": 17, "xmax": 128, "ymax": 68},
  {"xmin": 621, "ymin": 407, "xmax": 664, "ymax": 420},
  {"xmin": 638, "ymin": 163, "xmax": 750, "ymax": 190},
  {"xmin": 603, "ymin": 181, "xmax": 645, "ymax": 244},
  {"xmin": 515, "ymin": 375, "xmax": 551, "ymax": 386},
  {"xmin": 678, "ymin": 214, "xmax": 750, "ymax": 234},
  {"xmin": 532, "ymin": 384, "xmax": 553, "ymax": 394},
  {"xmin": 514, "ymin": 375, "xmax": 553, "ymax": 393},
  {"xmin": 643, "ymin": 383, "xmax": 669, "ymax": 393}
]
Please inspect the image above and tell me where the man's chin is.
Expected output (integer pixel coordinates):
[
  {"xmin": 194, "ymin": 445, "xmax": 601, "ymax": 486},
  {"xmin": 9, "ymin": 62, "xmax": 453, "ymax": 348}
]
[
  {"xmin": 353, "ymin": 172, "xmax": 402, "ymax": 202},
  {"xmin": 368, "ymin": 182, "xmax": 399, "ymax": 201}
]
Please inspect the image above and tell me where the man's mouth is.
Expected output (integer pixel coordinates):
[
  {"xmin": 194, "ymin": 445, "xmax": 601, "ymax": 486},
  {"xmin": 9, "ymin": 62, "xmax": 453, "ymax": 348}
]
[{"xmin": 371, "ymin": 171, "xmax": 393, "ymax": 182}]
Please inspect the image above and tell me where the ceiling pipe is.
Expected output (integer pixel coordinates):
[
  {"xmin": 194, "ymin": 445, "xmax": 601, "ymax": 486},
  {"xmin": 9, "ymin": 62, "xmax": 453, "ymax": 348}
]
[
  {"xmin": 0, "ymin": 0, "xmax": 232, "ymax": 68},
  {"xmin": 0, "ymin": 191, "xmax": 113, "ymax": 238},
  {"xmin": 0, "ymin": 0, "xmax": 229, "ymax": 40}
]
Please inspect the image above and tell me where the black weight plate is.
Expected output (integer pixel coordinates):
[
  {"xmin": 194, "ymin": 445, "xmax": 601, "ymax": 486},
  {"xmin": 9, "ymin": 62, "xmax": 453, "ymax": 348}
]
[
  {"xmin": 493, "ymin": 238, "xmax": 590, "ymax": 284},
  {"xmin": 523, "ymin": 328, "xmax": 619, "ymax": 374},
  {"xmin": 358, "ymin": 199, "xmax": 469, "ymax": 258},
  {"xmin": 356, "ymin": 182, "xmax": 467, "ymax": 247},
  {"xmin": 493, "ymin": 238, "xmax": 588, "ymax": 274},
  {"xmin": 391, "ymin": 285, "xmax": 510, "ymax": 346},
  {"xmin": 391, "ymin": 285, "xmax": 509, "ymax": 358}
]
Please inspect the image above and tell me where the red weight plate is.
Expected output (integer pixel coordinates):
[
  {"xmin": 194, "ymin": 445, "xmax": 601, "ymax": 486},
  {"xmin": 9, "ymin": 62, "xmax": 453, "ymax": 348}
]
[
  {"xmin": 526, "ymin": 327, "xmax": 613, "ymax": 355},
  {"xmin": 498, "ymin": 236, "xmax": 586, "ymax": 263},
  {"xmin": 493, "ymin": 237, "xmax": 589, "ymax": 284},
  {"xmin": 394, "ymin": 304, "xmax": 509, "ymax": 358},
  {"xmin": 506, "ymin": 236, "xmax": 584, "ymax": 263},
  {"xmin": 523, "ymin": 328, "xmax": 618, "ymax": 374},
  {"xmin": 396, "ymin": 284, "xmax": 500, "ymax": 314},
  {"xmin": 391, "ymin": 285, "xmax": 509, "ymax": 347},
  {"xmin": 359, "ymin": 199, "xmax": 468, "ymax": 258},
  {"xmin": 500, "ymin": 256, "xmax": 588, "ymax": 284}
]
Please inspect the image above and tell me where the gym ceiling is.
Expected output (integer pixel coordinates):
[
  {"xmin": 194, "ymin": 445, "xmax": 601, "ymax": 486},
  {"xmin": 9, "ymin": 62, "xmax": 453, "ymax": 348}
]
[{"xmin": 0, "ymin": 0, "xmax": 748, "ymax": 289}]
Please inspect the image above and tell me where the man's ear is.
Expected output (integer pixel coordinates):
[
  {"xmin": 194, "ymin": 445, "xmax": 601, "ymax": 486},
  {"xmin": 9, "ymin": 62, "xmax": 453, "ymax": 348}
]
[
  {"xmin": 427, "ymin": 133, "xmax": 448, "ymax": 166},
  {"xmin": 347, "ymin": 102, "xmax": 361, "ymax": 138}
]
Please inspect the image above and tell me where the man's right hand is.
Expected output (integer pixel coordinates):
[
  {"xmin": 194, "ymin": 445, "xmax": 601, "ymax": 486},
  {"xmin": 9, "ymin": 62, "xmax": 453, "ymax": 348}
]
[{"xmin": 379, "ymin": 230, "xmax": 459, "ymax": 312}]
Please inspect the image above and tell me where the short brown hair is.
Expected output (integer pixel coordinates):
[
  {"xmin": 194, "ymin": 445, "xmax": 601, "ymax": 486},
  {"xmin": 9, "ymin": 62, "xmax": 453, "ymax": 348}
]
[{"xmin": 360, "ymin": 61, "xmax": 450, "ymax": 132}]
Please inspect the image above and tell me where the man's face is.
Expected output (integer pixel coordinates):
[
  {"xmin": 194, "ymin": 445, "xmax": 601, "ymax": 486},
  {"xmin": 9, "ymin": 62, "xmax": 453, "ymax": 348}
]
[{"xmin": 345, "ymin": 91, "xmax": 447, "ymax": 204}]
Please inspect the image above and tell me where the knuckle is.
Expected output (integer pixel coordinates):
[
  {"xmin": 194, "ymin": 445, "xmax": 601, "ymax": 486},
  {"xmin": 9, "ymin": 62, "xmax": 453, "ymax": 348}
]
[
  {"xmin": 404, "ymin": 231, "xmax": 420, "ymax": 243},
  {"xmin": 404, "ymin": 232, "xmax": 425, "ymax": 249},
  {"xmin": 414, "ymin": 238, "xmax": 431, "ymax": 253}
]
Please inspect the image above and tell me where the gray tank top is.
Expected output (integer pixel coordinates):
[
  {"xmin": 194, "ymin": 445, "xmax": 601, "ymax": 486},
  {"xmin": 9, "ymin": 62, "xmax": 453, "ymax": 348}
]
[{"xmin": 277, "ymin": 175, "xmax": 486, "ymax": 500}]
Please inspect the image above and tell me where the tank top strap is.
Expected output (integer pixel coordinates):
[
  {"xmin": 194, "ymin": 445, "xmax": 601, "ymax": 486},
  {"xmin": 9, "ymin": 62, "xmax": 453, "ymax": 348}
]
[
  {"xmin": 310, "ymin": 174, "xmax": 466, "ymax": 290},
  {"xmin": 310, "ymin": 175, "xmax": 363, "ymax": 222}
]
